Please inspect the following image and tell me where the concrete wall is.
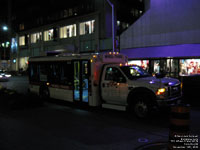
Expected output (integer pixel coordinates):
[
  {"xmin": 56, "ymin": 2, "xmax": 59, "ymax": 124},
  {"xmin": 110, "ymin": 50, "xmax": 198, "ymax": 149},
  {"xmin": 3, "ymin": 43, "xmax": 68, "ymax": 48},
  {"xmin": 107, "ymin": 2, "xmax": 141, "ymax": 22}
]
[{"xmin": 120, "ymin": 0, "xmax": 200, "ymax": 49}]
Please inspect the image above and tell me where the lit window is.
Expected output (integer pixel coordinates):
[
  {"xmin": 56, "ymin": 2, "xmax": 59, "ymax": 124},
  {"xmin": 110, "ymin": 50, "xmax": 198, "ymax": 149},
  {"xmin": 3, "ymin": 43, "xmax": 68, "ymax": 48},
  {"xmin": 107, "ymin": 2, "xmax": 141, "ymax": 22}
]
[
  {"xmin": 128, "ymin": 60, "xmax": 149, "ymax": 71},
  {"xmin": 60, "ymin": 24, "xmax": 76, "ymax": 39},
  {"xmin": 180, "ymin": 59, "xmax": 200, "ymax": 76},
  {"xmin": 80, "ymin": 20, "xmax": 95, "ymax": 35},
  {"xmin": 19, "ymin": 36, "xmax": 25, "ymax": 46},
  {"xmin": 44, "ymin": 29, "xmax": 53, "ymax": 41},
  {"xmin": 31, "ymin": 32, "xmax": 42, "ymax": 43}
]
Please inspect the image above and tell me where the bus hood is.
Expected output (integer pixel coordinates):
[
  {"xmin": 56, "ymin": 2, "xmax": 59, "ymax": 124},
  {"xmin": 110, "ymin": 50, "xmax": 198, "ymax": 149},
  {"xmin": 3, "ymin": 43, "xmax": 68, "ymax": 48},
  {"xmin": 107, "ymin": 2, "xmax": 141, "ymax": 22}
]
[{"xmin": 133, "ymin": 76, "xmax": 180, "ymax": 87}]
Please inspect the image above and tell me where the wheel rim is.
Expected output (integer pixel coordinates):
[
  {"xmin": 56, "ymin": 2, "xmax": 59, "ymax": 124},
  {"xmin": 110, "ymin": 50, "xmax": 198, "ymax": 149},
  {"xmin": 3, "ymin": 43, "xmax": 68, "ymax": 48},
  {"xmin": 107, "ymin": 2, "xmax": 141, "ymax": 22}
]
[{"xmin": 134, "ymin": 101, "xmax": 148, "ymax": 118}]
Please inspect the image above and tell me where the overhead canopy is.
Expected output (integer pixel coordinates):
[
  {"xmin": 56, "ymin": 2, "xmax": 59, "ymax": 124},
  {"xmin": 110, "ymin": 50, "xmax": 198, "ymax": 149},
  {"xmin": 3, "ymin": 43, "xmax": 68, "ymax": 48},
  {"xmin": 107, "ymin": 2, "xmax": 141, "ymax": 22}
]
[{"xmin": 121, "ymin": 44, "xmax": 200, "ymax": 59}]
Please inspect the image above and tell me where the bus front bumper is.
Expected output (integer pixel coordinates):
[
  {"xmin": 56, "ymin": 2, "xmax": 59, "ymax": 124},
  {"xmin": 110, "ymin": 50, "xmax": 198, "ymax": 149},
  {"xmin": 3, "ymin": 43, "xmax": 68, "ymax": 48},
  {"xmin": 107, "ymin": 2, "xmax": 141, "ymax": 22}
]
[{"xmin": 156, "ymin": 95, "xmax": 182, "ymax": 106}]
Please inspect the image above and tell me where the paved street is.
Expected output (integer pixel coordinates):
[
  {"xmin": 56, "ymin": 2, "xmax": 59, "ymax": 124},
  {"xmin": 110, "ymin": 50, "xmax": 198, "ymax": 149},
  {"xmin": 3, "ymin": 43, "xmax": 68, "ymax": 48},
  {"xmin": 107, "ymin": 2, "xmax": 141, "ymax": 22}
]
[
  {"xmin": 0, "ymin": 76, "xmax": 199, "ymax": 150},
  {"xmin": 0, "ymin": 76, "xmax": 29, "ymax": 94}
]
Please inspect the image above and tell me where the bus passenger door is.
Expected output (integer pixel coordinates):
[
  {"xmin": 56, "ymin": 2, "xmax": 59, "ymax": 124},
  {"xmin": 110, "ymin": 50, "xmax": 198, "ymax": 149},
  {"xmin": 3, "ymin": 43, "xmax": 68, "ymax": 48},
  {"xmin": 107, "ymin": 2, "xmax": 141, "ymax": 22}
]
[
  {"xmin": 73, "ymin": 60, "xmax": 89, "ymax": 103},
  {"xmin": 81, "ymin": 61, "xmax": 89, "ymax": 103},
  {"xmin": 74, "ymin": 61, "xmax": 80, "ymax": 101}
]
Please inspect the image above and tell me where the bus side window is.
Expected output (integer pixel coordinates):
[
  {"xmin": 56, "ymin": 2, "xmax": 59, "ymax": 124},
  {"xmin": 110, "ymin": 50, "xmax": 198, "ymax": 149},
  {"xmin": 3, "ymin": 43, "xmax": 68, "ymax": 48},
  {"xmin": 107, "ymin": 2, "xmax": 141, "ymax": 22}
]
[
  {"xmin": 54, "ymin": 63, "xmax": 61, "ymax": 83},
  {"xmin": 105, "ymin": 67, "xmax": 126, "ymax": 83},
  {"xmin": 60, "ymin": 63, "xmax": 67, "ymax": 85},
  {"xmin": 39, "ymin": 63, "xmax": 48, "ymax": 82},
  {"xmin": 60, "ymin": 62, "xmax": 73, "ymax": 86},
  {"xmin": 105, "ymin": 67, "xmax": 114, "ymax": 81},
  {"xmin": 48, "ymin": 63, "xmax": 54, "ymax": 83},
  {"xmin": 48, "ymin": 63, "xmax": 60, "ymax": 84},
  {"xmin": 60, "ymin": 61, "xmax": 73, "ymax": 86},
  {"xmin": 30, "ymin": 63, "xmax": 39, "ymax": 82}
]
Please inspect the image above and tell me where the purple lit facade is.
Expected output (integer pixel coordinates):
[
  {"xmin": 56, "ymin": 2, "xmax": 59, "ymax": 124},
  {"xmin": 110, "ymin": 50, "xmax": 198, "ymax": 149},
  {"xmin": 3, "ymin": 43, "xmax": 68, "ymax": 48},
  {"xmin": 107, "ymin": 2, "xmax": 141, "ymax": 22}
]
[
  {"xmin": 120, "ymin": 0, "xmax": 200, "ymax": 77},
  {"xmin": 122, "ymin": 44, "xmax": 200, "ymax": 59}
]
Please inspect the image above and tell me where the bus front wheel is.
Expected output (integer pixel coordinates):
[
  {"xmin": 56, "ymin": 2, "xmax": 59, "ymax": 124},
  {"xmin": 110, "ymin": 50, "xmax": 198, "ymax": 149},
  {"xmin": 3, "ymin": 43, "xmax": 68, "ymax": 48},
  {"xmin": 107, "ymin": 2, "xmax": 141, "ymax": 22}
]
[{"xmin": 130, "ymin": 94, "xmax": 152, "ymax": 118}]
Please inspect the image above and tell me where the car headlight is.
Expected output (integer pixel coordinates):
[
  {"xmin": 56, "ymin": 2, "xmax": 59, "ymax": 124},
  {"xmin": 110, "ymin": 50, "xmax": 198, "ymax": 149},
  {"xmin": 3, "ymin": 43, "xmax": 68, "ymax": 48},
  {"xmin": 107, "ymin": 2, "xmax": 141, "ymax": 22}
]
[
  {"xmin": 0, "ymin": 75, "xmax": 3, "ymax": 78},
  {"xmin": 156, "ymin": 88, "xmax": 166, "ymax": 95},
  {"xmin": 5, "ymin": 74, "xmax": 11, "ymax": 77}
]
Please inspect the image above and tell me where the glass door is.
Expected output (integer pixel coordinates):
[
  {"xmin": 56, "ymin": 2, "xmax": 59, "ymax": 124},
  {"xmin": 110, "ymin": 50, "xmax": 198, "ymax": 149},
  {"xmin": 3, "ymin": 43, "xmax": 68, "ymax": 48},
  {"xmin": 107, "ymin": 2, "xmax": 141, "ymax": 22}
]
[
  {"xmin": 81, "ymin": 61, "xmax": 89, "ymax": 103},
  {"xmin": 73, "ymin": 60, "xmax": 89, "ymax": 103},
  {"xmin": 74, "ymin": 61, "xmax": 80, "ymax": 101}
]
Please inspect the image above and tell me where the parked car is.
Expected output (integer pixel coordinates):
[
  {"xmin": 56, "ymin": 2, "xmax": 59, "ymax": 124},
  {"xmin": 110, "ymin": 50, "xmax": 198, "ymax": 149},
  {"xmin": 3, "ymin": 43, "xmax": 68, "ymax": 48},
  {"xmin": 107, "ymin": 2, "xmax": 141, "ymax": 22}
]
[{"xmin": 0, "ymin": 70, "xmax": 12, "ymax": 81}]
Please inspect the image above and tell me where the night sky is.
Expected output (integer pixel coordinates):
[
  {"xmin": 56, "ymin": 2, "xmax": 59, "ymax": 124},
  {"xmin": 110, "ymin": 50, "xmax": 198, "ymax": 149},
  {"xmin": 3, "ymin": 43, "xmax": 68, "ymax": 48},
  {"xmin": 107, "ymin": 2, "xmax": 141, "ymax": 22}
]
[
  {"xmin": 0, "ymin": 0, "xmax": 79, "ymax": 19},
  {"xmin": 0, "ymin": 0, "xmax": 143, "ymax": 20},
  {"xmin": 0, "ymin": 0, "xmax": 144, "ymax": 34}
]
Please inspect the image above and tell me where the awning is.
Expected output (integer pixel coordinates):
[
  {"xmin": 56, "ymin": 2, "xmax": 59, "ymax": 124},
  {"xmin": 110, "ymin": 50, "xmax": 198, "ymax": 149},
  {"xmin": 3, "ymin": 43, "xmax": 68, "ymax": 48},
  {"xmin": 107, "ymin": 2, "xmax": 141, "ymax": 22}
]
[{"xmin": 120, "ymin": 44, "xmax": 200, "ymax": 59}]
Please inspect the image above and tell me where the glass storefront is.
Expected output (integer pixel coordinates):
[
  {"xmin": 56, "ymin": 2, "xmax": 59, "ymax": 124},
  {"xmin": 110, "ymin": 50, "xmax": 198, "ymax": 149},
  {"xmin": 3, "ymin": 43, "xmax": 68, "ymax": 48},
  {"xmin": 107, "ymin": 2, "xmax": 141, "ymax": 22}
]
[
  {"xmin": 153, "ymin": 60, "xmax": 160, "ymax": 73},
  {"xmin": 170, "ymin": 59, "xmax": 179, "ymax": 77},
  {"xmin": 152, "ymin": 59, "xmax": 179, "ymax": 78},
  {"xmin": 180, "ymin": 59, "xmax": 200, "ymax": 76},
  {"xmin": 128, "ymin": 60, "xmax": 149, "ymax": 71},
  {"xmin": 128, "ymin": 58, "xmax": 185, "ymax": 78}
]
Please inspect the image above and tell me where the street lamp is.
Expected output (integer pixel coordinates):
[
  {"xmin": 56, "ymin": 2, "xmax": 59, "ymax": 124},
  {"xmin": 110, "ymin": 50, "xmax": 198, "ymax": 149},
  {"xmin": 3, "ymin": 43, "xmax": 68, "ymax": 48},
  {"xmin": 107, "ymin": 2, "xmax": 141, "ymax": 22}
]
[
  {"xmin": 1, "ymin": 25, "xmax": 9, "ymax": 61},
  {"xmin": 106, "ymin": 0, "xmax": 115, "ymax": 52},
  {"xmin": 2, "ymin": 25, "xmax": 8, "ymax": 31}
]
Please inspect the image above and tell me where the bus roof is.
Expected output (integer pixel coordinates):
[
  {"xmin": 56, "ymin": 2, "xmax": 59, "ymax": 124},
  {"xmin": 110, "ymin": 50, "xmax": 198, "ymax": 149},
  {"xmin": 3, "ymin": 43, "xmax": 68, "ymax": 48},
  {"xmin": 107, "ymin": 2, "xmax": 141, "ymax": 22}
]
[
  {"xmin": 29, "ymin": 54, "xmax": 93, "ymax": 62},
  {"xmin": 29, "ymin": 52, "xmax": 128, "ymax": 63}
]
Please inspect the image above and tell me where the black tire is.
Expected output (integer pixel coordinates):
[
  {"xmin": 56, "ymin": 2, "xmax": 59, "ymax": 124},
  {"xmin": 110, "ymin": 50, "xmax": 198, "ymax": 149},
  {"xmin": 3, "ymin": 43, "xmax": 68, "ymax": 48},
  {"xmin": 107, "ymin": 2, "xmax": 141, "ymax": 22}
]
[{"xmin": 131, "ymin": 94, "xmax": 152, "ymax": 118}]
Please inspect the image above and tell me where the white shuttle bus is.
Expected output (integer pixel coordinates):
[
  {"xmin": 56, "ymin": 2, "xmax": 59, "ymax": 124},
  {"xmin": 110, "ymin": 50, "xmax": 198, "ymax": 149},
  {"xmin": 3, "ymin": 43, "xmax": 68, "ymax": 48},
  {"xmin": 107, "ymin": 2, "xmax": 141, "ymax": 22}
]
[{"xmin": 28, "ymin": 52, "xmax": 182, "ymax": 118}]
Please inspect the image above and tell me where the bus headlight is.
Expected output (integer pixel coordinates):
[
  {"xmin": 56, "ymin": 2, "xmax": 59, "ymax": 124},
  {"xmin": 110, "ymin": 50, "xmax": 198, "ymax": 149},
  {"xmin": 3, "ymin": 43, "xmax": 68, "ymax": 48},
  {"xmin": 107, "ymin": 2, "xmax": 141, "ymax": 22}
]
[
  {"xmin": 181, "ymin": 82, "xmax": 183, "ymax": 89},
  {"xmin": 156, "ymin": 88, "xmax": 166, "ymax": 95}
]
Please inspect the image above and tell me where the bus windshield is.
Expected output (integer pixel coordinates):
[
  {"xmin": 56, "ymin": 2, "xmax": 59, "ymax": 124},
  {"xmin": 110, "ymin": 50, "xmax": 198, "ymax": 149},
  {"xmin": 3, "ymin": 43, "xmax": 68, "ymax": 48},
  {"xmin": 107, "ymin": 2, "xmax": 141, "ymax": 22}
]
[{"xmin": 120, "ymin": 65, "xmax": 151, "ymax": 80}]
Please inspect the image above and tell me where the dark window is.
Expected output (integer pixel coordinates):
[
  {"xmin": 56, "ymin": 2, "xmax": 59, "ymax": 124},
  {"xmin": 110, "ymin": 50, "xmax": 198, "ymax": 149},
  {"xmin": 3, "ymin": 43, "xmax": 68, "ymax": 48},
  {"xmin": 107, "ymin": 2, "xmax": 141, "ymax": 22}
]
[
  {"xmin": 60, "ymin": 61, "xmax": 73, "ymax": 86},
  {"xmin": 53, "ymin": 27, "xmax": 58, "ymax": 40},
  {"xmin": 39, "ymin": 63, "xmax": 48, "ymax": 81},
  {"xmin": 105, "ymin": 67, "xmax": 126, "ymax": 82},
  {"xmin": 29, "ymin": 63, "xmax": 39, "ymax": 82},
  {"xmin": 48, "ymin": 63, "xmax": 60, "ymax": 84},
  {"xmin": 25, "ymin": 34, "xmax": 29, "ymax": 45},
  {"xmin": 29, "ymin": 61, "xmax": 73, "ymax": 85}
]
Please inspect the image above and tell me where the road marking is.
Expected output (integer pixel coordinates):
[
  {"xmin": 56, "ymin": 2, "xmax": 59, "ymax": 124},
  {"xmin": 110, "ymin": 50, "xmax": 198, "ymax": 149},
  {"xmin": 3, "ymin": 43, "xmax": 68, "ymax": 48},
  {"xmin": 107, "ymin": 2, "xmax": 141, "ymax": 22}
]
[{"xmin": 138, "ymin": 138, "xmax": 149, "ymax": 143}]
